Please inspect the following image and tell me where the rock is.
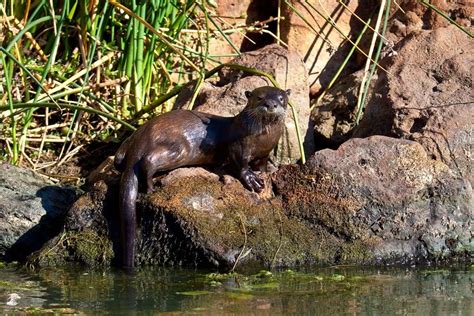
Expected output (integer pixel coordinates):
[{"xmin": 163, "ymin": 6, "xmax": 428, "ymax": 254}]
[
  {"xmin": 29, "ymin": 172, "xmax": 325, "ymax": 268},
  {"xmin": 29, "ymin": 136, "xmax": 472, "ymax": 268},
  {"xmin": 354, "ymin": 26, "xmax": 474, "ymax": 184},
  {"xmin": 386, "ymin": 0, "xmax": 472, "ymax": 36},
  {"xmin": 175, "ymin": 76, "xmax": 270, "ymax": 115},
  {"xmin": 274, "ymin": 136, "xmax": 472, "ymax": 263},
  {"xmin": 200, "ymin": 0, "xmax": 280, "ymax": 65},
  {"xmin": 310, "ymin": 70, "xmax": 377, "ymax": 148},
  {"xmin": 175, "ymin": 44, "xmax": 314, "ymax": 164},
  {"xmin": 362, "ymin": 0, "xmax": 472, "ymax": 65},
  {"xmin": 0, "ymin": 162, "xmax": 78, "ymax": 260},
  {"xmin": 204, "ymin": 0, "xmax": 249, "ymax": 64},
  {"xmin": 160, "ymin": 167, "xmax": 220, "ymax": 186},
  {"xmin": 280, "ymin": 0, "xmax": 375, "ymax": 95},
  {"xmin": 26, "ymin": 179, "xmax": 116, "ymax": 267}
]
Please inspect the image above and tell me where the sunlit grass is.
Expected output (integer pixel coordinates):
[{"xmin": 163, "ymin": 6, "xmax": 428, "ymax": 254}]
[{"xmin": 0, "ymin": 0, "xmax": 227, "ymax": 168}]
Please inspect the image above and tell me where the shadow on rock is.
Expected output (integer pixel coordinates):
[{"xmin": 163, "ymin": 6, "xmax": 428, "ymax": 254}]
[{"xmin": 6, "ymin": 185, "xmax": 78, "ymax": 262}]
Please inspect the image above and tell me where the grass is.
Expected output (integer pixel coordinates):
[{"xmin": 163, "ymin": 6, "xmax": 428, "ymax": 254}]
[
  {"xmin": 355, "ymin": 0, "xmax": 389, "ymax": 125},
  {"xmin": 0, "ymin": 0, "xmax": 243, "ymax": 170},
  {"xmin": 0, "ymin": 0, "xmax": 471, "ymax": 177}
]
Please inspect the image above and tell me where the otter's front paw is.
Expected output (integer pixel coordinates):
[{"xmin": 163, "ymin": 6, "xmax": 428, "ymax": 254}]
[{"xmin": 241, "ymin": 170, "xmax": 264, "ymax": 193}]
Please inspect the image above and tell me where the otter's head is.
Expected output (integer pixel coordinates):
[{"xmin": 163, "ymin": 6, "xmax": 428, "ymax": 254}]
[
  {"xmin": 237, "ymin": 86, "xmax": 291, "ymax": 134},
  {"xmin": 244, "ymin": 86, "xmax": 291, "ymax": 120},
  {"xmin": 242, "ymin": 86, "xmax": 291, "ymax": 127}
]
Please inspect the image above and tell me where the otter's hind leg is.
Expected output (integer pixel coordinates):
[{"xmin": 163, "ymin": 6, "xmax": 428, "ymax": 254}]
[
  {"xmin": 114, "ymin": 137, "xmax": 131, "ymax": 172},
  {"xmin": 140, "ymin": 145, "xmax": 188, "ymax": 193}
]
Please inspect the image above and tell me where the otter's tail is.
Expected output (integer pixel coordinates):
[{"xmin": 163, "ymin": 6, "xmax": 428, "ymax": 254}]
[{"xmin": 119, "ymin": 163, "xmax": 139, "ymax": 268}]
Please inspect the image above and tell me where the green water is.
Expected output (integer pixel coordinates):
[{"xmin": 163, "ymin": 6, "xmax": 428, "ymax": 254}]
[{"xmin": 0, "ymin": 264, "xmax": 472, "ymax": 314}]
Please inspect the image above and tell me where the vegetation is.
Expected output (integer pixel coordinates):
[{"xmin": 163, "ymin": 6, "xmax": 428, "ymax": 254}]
[
  {"xmin": 1, "ymin": 0, "xmax": 299, "ymax": 174},
  {"xmin": 1, "ymin": 0, "xmax": 471, "ymax": 180},
  {"xmin": 1, "ymin": 0, "xmax": 217, "ymax": 171}
]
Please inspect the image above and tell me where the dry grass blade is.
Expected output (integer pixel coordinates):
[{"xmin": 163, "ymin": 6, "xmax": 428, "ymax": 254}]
[
  {"xmin": 355, "ymin": 0, "xmax": 387, "ymax": 124},
  {"xmin": 35, "ymin": 52, "xmax": 116, "ymax": 102}
]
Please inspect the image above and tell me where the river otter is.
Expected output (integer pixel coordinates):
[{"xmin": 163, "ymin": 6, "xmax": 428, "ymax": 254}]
[{"xmin": 114, "ymin": 86, "xmax": 291, "ymax": 268}]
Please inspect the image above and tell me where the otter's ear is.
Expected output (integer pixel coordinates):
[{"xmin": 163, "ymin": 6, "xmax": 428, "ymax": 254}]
[
  {"xmin": 245, "ymin": 90, "xmax": 252, "ymax": 98},
  {"xmin": 285, "ymin": 89, "xmax": 291, "ymax": 96}
]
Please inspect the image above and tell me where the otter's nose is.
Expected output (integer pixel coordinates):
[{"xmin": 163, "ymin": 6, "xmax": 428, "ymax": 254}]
[{"xmin": 264, "ymin": 100, "xmax": 278, "ymax": 109}]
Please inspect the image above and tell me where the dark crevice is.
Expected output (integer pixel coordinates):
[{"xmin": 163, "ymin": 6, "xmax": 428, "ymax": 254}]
[
  {"xmin": 240, "ymin": 0, "xmax": 278, "ymax": 52},
  {"xmin": 409, "ymin": 116, "xmax": 429, "ymax": 133}
]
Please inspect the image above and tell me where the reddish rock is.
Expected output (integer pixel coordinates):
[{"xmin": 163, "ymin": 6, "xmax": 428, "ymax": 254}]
[
  {"xmin": 388, "ymin": 0, "xmax": 472, "ymax": 31},
  {"xmin": 310, "ymin": 69, "xmax": 377, "ymax": 148},
  {"xmin": 354, "ymin": 26, "xmax": 474, "ymax": 183},
  {"xmin": 27, "ymin": 136, "xmax": 472, "ymax": 268},
  {"xmin": 280, "ymin": 0, "xmax": 374, "ymax": 95},
  {"xmin": 204, "ymin": 0, "xmax": 249, "ymax": 64}
]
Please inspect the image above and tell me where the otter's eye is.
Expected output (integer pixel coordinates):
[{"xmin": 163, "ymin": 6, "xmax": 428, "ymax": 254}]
[
  {"xmin": 257, "ymin": 96, "xmax": 264, "ymax": 101},
  {"xmin": 278, "ymin": 95, "xmax": 284, "ymax": 102}
]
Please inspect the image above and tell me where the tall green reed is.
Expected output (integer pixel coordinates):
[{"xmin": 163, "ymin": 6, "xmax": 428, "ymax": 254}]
[{"xmin": 0, "ymin": 0, "xmax": 203, "ymax": 165}]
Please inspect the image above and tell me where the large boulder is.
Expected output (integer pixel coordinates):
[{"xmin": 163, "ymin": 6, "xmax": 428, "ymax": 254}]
[
  {"xmin": 29, "ymin": 169, "xmax": 325, "ymax": 268},
  {"xmin": 28, "ymin": 136, "xmax": 472, "ymax": 268},
  {"xmin": 175, "ymin": 44, "xmax": 314, "ymax": 164},
  {"xmin": 353, "ymin": 26, "xmax": 474, "ymax": 184},
  {"xmin": 0, "ymin": 162, "xmax": 77, "ymax": 260},
  {"xmin": 274, "ymin": 136, "xmax": 473, "ymax": 262}
]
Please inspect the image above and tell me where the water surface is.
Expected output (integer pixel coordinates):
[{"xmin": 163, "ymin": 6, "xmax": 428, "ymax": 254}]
[{"xmin": 0, "ymin": 263, "xmax": 472, "ymax": 314}]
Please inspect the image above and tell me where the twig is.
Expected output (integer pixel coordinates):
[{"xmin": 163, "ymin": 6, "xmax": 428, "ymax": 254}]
[
  {"xmin": 0, "ymin": 102, "xmax": 136, "ymax": 131},
  {"xmin": 270, "ymin": 209, "xmax": 284, "ymax": 269},
  {"xmin": 337, "ymin": 0, "xmax": 388, "ymax": 43},
  {"xmin": 34, "ymin": 51, "xmax": 116, "ymax": 101},
  {"xmin": 304, "ymin": 0, "xmax": 389, "ymax": 74},
  {"xmin": 231, "ymin": 213, "xmax": 248, "ymax": 272},
  {"xmin": 311, "ymin": 17, "xmax": 371, "ymax": 111}
]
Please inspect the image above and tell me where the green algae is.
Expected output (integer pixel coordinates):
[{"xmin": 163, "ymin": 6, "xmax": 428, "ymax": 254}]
[
  {"xmin": 249, "ymin": 282, "xmax": 279, "ymax": 289},
  {"xmin": 1, "ymin": 265, "xmax": 471, "ymax": 314},
  {"xmin": 177, "ymin": 290, "xmax": 213, "ymax": 296},
  {"xmin": 72, "ymin": 230, "xmax": 113, "ymax": 266},
  {"xmin": 329, "ymin": 274, "xmax": 345, "ymax": 281},
  {"xmin": 0, "ymin": 280, "xmax": 15, "ymax": 288},
  {"xmin": 206, "ymin": 272, "xmax": 239, "ymax": 282},
  {"xmin": 225, "ymin": 292, "xmax": 254, "ymax": 300},
  {"xmin": 255, "ymin": 270, "xmax": 273, "ymax": 278},
  {"xmin": 12, "ymin": 306, "xmax": 79, "ymax": 314},
  {"xmin": 29, "ymin": 230, "xmax": 113, "ymax": 268}
]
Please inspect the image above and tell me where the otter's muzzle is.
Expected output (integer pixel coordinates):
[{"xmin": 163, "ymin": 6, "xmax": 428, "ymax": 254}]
[
  {"xmin": 263, "ymin": 99, "xmax": 279, "ymax": 109},
  {"xmin": 262, "ymin": 100, "xmax": 285, "ymax": 116}
]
